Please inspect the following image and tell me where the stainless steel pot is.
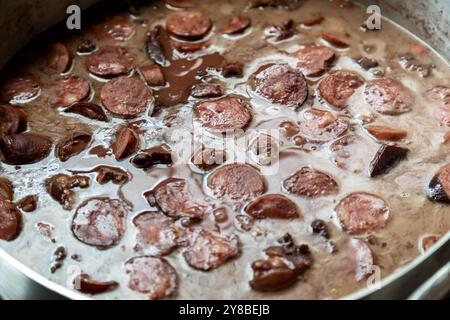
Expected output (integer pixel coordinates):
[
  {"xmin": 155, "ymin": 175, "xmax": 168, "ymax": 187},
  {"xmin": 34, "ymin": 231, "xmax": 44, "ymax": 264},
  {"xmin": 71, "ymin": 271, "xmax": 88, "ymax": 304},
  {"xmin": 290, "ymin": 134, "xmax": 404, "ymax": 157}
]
[{"xmin": 0, "ymin": 0, "xmax": 449, "ymax": 300}]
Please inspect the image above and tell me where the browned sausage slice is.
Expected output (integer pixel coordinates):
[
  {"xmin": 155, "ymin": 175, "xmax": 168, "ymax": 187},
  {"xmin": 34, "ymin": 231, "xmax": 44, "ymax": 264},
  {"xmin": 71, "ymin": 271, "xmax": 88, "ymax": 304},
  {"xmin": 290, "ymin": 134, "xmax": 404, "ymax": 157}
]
[
  {"xmin": 16, "ymin": 195, "xmax": 38, "ymax": 212},
  {"xmin": 191, "ymin": 83, "xmax": 223, "ymax": 99},
  {"xmin": 47, "ymin": 43, "xmax": 72, "ymax": 73},
  {"xmin": 335, "ymin": 192, "xmax": 389, "ymax": 234},
  {"xmin": 183, "ymin": 229, "xmax": 240, "ymax": 271},
  {"xmin": 193, "ymin": 96, "xmax": 252, "ymax": 132},
  {"xmin": 166, "ymin": 11, "xmax": 212, "ymax": 40},
  {"xmin": 191, "ymin": 148, "xmax": 226, "ymax": 171},
  {"xmin": 100, "ymin": 77, "xmax": 152, "ymax": 119},
  {"xmin": 73, "ymin": 274, "xmax": 118, "ymax": 295},
  {"xmin": 133, "ymin": 212, "xmax": 180, "ymax": 257},
  {"xmin": 245, "ymin": 194, "xmax": 299, "ymax": 219},
  {"xmin": 365, "ymin": 125, "xmax": 407, "ymax": 141},
  {"xmin": 131, "ymin": 145, "xmax": 173, "ymax": 169},
  {"xmin": 50, "ymin": 76, "xmax": 90, "ymax": 108},
  {"xmin": 320, "ymin": 32, "xmax": 350, "ymax": 48},
  {"xmin": 139, "ymin": 65, "xmax": 166, "ymax": 87},
  {"xmin": 0, "ymin": 199, "xmax": 22, "ymax": 241},
  {"xmin": 0, "ymin": 133, "xmax": 52, "ymax": 165},
  {"xmin": 0, "ymin": 178, "xmax": 13, "ymax": 201},
  {"xmin": 425, "ymin": 86, "xmax": 450, "ymax": 126},
  {"xmin": 95, "ymin": 15, "xmax": 136, "ymax": 41},
  {"xmin": 368, "ymin": 144, "xmax": 408, "ymax": 177},
  {"xmin": 426, "ymin": 164, "xmax": 450, "ymax": 203},
  {"xmin": 86, "ymin": 47, "xmax": 136, "ymax": 78},
  {"xmin": 296, "ymin": 108, "xmax": 349, "ymax": 143},
  {"xmin": 283, "ymin": 167, "xmax": 339, "ymax": 198},
  {"xmin": 318, "ymin": 70, "xmax": 364, "ymax": 109},
  {"xmin": 125, "ymin": 256, "xmax": 177, "ymax": 300},
  {"xmin": 0, "ymin": 75, "xmax": 40, "ymax": 104},
  {"xmin": 63, "ymin": 102, "xmax": 109, "ymax": 122},
  {"xmin": 55, "ymin": 131, "xmax": 92, "ymax": 162},
  {"xmin": 221, "ymin": 16, "xmax": 251, "ymax": 35},
  {"xmin": 294, "ymin": 45, "xmax": 335, "ymax": 77},
  {"xmin": 46, "ymin": 174, "xmax": 90, "ymax": 210},
  {"xmin": 112, "ymin": 126, "xmax": 140, "ymax": 161},
  {"xmin": 0, "ymin": 104, "xmax": 27, "ymax": 134},
  {"xmin": 364, "ymin": 78, "xmax": 412, "ymax": 115},
  {"xmin": 207, "ymin": 163, "xmax": 265, "ymax": 200},
  {"xmin": 251, "ymin": 64, "xmax": 308, "ymax": 108},
  {"xmin": 71, "ymin": 198, "xmax": 128, "ymax": 248},
  {"xmin": 347, "ymin": 238, "xmax": 374, "ymax": 281}
]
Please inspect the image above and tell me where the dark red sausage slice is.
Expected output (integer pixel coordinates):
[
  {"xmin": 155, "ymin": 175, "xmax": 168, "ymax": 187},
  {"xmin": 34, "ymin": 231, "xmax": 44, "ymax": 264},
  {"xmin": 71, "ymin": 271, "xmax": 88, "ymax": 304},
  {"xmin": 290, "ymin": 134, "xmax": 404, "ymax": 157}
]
[
  {"xmin": 133, "ymin": 212, "xmax": 180, "ymax": 257},
  {"xmin": 364, "ymin": 78, "xmax": 413, "ymax": 115},
  {"xmin": 0, "ymin": 133, "xmax": 52, "ymax": 165},
  {"xmin": 166, "ymin": 11, "xmax": 212, "ymax": 41},
  {"xmin": 71, "ymin": 198, "xmax": 128, "ymax": 248},
  {"xmin": 301, "ymin": 16, "xmax": 325, "ymax": 27},
  {"xmin": 207, "ymin": 163, "xmax": 265, "ymax": 200},
  {"xmin": 365, "ymin": 125, "xmax": 407, "ymax": 141},
  {"xmin": 294, "ymin": 45, "xmax": 335, "ymax": 77},
  {"xmin": 320, "ymin": 32, "xmax": 349, "ymax": 48},
  {"xmin": 146, "ymin": 178, "xmax": 207, "ymax": 219},
  {"xmin": 112, "ymin": 126, "xmax": 140, "ymax": 161},
  {"xmin": 0, "ymin": 104, "xmax": 27, "ymax": 134},
  {"xmin": 50, "ymin": 76, "xmax": 90, "ymax": 108},
  {"xmin": 347, "ymin": 238, "xmax": 374, "ymax": 282},
  {"xmin": 131, "ymin": 145, "xmax": 173, "ymax": 169},
  {"xmin": 16, "ymin": 195, "xmax": 38, "ymax": 212},
  {"xmin": 245, "ymin": 194, "xmax": 299, "ymax": 219},
  {"xmin": 55, "ymin": 131, "xmax": 92, "ymax": 162},
  {"xmin": 100, "ymin": 77, "xmax": 152, "ymax": 119},
  {"xmin": 251, "ymin": 64, "xmax": 308, "ymax": 108},
  {"xmin": 139, "ymin": 65, "xmax": 166, "ymax": 87},
  {"xmin": 0, "ymin": 178, "xmax": 13, "ymax": 201},
  {"xmin": 183, "ymin": 229, "xmax": 240, "ymax": 271},
  {"xmin": 335, "ymin": 192, "xmax": 390, "ymax": 234},
  {"xmin": 0, "ymin": 75, "xmax": 40, "ymax": 104},
  {"xmin": 426, "ymin": 164, "xmax": 450, "ymax": 203},
  {"xmin": 73, "ymin": 274, "xmax": 118, "ymax": 295},
  {"xmin": 369, "ymin": 144, "xmax": 408, "ymax": 177},
  {"xmin": 318, "ymin": 70, "xmax": 364, "ymax": 109},
  {"xmin": 63, "ymin": 102, "xmax": 109, "ymax": 122},
  {"xmin": 46, "ymin": 174, "xmax": 90, "ymax": 210},
  {"xmin": 170, "ymin": 39, "xmax": 209, "ymax": 53},
  {"xmin": 86, "ymin": 47, "xmax": 136, "ymax": 78},
  {"xmin": 283, "ymin": 167, "xmax": 339, "ymax": 198},
  {"xmin": 296, "ymin": 108, "xmax": 349, "ymax": 143},
  {"xmin": 191, "ymin": 83, "xmax": 223, "ymax": 99},
  {"xmin": 95, "ymin": 15, "xmax": 135, "ymax": 41},
  {"xmin": 425, "ymin": 86, "xmax": 450, "ymax": 126},
  {"xmin": 125, "ymin": 256, "xmax": 177, "ymax": 300},
  {"xmin": 193, "ymin": 96, "xmax": 252, "ymax": 132},
  {"xmin": 221, "ymin": 16, "xmax": 251, "ymax": 35},
  {"xmin": 92, "ymin": 166, "xmax": 129, "ymax": 185},
  {"xmin": 0, "ymin": 199, "xmax": 22, "ymax": 241},
  {"xmin": 47, "ymin": 43, "xmax": 72, "ymax": 73},
  {"xmin": 330, "ymin": 135, "xmax": 373, "ymax": 174}
]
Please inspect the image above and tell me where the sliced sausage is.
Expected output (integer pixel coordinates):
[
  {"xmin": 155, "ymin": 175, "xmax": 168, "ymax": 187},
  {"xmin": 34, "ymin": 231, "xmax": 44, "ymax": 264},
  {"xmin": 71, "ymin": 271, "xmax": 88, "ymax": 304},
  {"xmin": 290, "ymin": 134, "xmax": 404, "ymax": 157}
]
[
  {"xmin": 0, "ymin": 199, "xmax": 22, "ymax": 241},
  {"xmin": 171, "ymin": 39, "xmax": 209, "ymax": 53},
  {"xmin": 335, "ymin": 192, "xmax": 390, "ymax": 234},
  {"xmin": 365, "ymin": 125, "xmax": 407, "ymax": 141},
  {"xmin": 93, "ymin": 166, "xmax": 129, "ymax": 185},
  {"xmin": 320, "ymin": 32, "xmax": 350, "ymax": 48},
  {"xmin": 426, "ymin": 164, "xmax": 450, "ymax": 203},
  {"xmin": 419, "ymin": 235, "xmax": 440, "ymax": 253},
  {"xmin": 133, "ymin": 211, "xmax": 180, "ymax": 257},
  {"xmin": 425, "ymin": 86, "xmax": 450, "ymax": 126},
  {"xmin": 369, "ymin": 144, "xmax": 408, "ymax": 177},
  {"xmin": 86, "ymin": 47, "xmax": 136, "ymax": 78},
  {"xmin": 191, "ymin": 148, "xmax": 226, "ymax": 171},
  {"xmin": 193, "ymin": 96, "xmax": 252, "ymax": 132},
  {"xmin": 0, "ymin": 133, "xmax": 52, "ymax": 165},
  {"xmin": 64, "ymin": 102, "xmax": 109, "ymax": 122},
  {"xmin": 245, "ymin": 194, "xmax": 299, "ymax": 219},
  {"xmin": 46, "ymin": 174, "xmax": 90, "ymax": 210},
  {"xmin": 47, "ymin": 43, "xmax": 72, "ymax": 73},
  {"xmin": 0, "ymin": 75, "xmax": 40, "ymax": 104},
  {"xmin": 318, "ymin": 70, "xmax": 364, "ymax": 109},
  {"xmin": 207, "ymin": 163, "xmax": 265, "ymax": 200},
  {"xmin": 0, "ymin": 104, "xmax": 27, "ymax": 134},
  {"xmin": 146, "ymin": 178, "xmax": 207, "ymax": 219},
  {"xmin": 222, "ymin": 62, "xmax": 244, "ymax": 78},
  {"xmin": 16, "ymin": 195, "xmax": 38, "ymax": 212},
  {"xmin": 71, "ymin": 197, "xmax": 128, "ymax": 248},
  {"xmin": 347, "ymin": 238, "xmax": 374, "ymax": 281},
  {"xmin": 183, "ymin": 229, "xmax": 240, "ymax": 271},
  {"xmin": 294, "ymin": 45, "xmax": 335, "ymax": 77},
  {"xmin": 112, "ymin": 126, "xmax": 140, "ymax": 161},
  {"xmin": 301, "ymin": 16, "xmax": 325, "ymax": 27},
  {"xmin": 139, "ymin": 65, "xmax": 166, "ymax": 87},
  {"xmin": 73, "ymin": 274, "xmax": 118, "ymax": 295},
  {"xmin": 251, "ymin": 63, "xmax": 308, "ymax": 108},
  {"xmin": 364, "ymin": 78, "xmax": 413, "ymax": 115},
  {"xmin": 100, "ymin": 77, "xmax": 152, "ymax": 119},
  {"xmin": 355, "ymin": 56, "xmax": 378, "ymax": 70},
  {"xmin": 55, "ymin": 131, "xmax": 92, "ymax": 162},
  {"xmin": 0, "ymin": 178, "xmax": 13, "ymax": 201},
  {"xmin": 131, "ymin": 144, "xmax": 173, "ymax": 169},
  {"xmin": 77, "ymin": 40, "xmax": 97, "ymax": 55},
  {"xmin": 221, "ymin": 16, "xmax": 251, "ymax": 35},
  {"xmin": 283, "ymin": 167, "xmax": 339, "ymax": 198},
  {"xmin": 166, "ymin": 11, "xmax": 212, "ymax": 41},
  {"xmin": 125, "ymin": 256, "xmax": 177, "ymax": 300},
  {"xmin": 95, "ymin": 15, "xmax": 135, "ymax": 41},
  {"xmin": 248, "ymin": 133, "xmax": 279, "ymax": 166},
  {"xmin": 191, "ymin": 83, "xmax": 223, "ymax": 99},
  {"xmin": 50, "ymin": 76, "xmax": 90, "ymax": 108},
  {"xmin": 330, "ymin": 135, "xmax": 375, "ymax": 174},
  {"xmin": 296, "ymin": 108, "xmax": 349, "ymax": 143}
]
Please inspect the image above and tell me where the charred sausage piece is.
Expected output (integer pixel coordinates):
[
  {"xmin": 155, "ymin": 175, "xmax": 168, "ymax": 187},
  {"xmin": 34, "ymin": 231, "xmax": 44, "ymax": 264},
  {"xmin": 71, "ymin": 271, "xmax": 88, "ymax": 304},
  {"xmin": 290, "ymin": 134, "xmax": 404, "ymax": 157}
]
[
  {"xmin": 222, "ymin": 16, "xmax": 251, "ymax": 35},
  {"xmin": 245, "ymin": 194, "xmax": 299, "ymax": 219},
  {"xmin": 265, "ymin": 19, "xmax": 297, "ymax": 42},
  {"xmin": 426, "ymin": 164, "xmax": 450, "ymax": 203},
  {"xmin": 364, "ymin": 78, "xmax": 413, "ymax": 115},
  {"xmin": 191, "ymin": 148, "xmax": 226, "ymax": 171},
  {"xmin": 193, "ymin": 96, "xmax": 252, "ymax": 132},
  {"xmin": 64, "ymin": 102, "xmax": 109, "ymax": 122},
  {"xmin": 207, "ymin": 163, "xmax": 265, "ymax": 201},
  {"xmin": 45, "ymin": 174, "xmax": 90, "ymax": 210},
  {"xmin": 166, "ymin": 11, "xmax": 212, "ymax": 41},
  {"xmin": 133, "ymin": 211, "xmax": 179, "ymax": 256},
  {"xmin": 71, "ymin": 197, "xmax": 128, "ymax": 248},
  {"xmin": 294, "ymin": 45, "xmax": 335, "ymax": 77},
  {"xmin": 425, "ymin": 86, "xmax": 450, "ymax": 126},
  {"xmin": 0, "ymin": 133, "xmax": 52, "ymax": 165},
  {"xmin": 0, "ymin": 74, "xmax": 40, "ymax": 104},
  {"xmin": 330, "ymin": 135, "xmax": 375, "ymax": 174},
  {"xmin": 369, "ymin": 144, "xmax": 408, "ymax": 177},
  {"xmin": 86, "ymin": 47, "xmax": 136, "ymax": 78},
  {"xmin": 131, "ymin": 144, "xmax": 172, "ymax": 169},
  {"xmin": 318, "ymin": 70, "xmax": 364, "ymax": 109},
  {"xmin": 249, "ymin": 233, "xmax": 312, "ymax": 291},
  {"xmin": 125, "ymin": 256, "xmax": 177, "ymax": 300},
  {"xmin": 365, "ymin": 125, "xmax": 407, "ymax": 141},
  {"xmin": 0, "ymin": 178, "xmax": 13, "ymax": 201},
  {"xmin": 50, "ymin": 76, "xmax": 90, "ymax": 108},
  {"xmin": 145, "ymin": 178, "xmax": 206, "ymax": 219},
  {"xmin": 347, "ymin": 238, "xmax": 374, "ymax": 281},
  {"xmin": 47, "ymin": 43, "xmax": 72, "ymax": 73},
  {"xmin": 283, "ymin": 167, "xmax": 339, "ymax": 198},
  {"xmin": 16, "ymin": 195, "xmax": 38, "ymax": 212},
  {"xmin": 335, "ymin": 192, "xmax": 390, "ymax": 234},
  {"xmin": 94, "ymin": 166, "xmax": 129, "ymax": 185},
  {"xmin": 0, "ymin": 104, "xmax": 27, "ymax": 134},
  {"xmin": 100, "ymin": 77, "xmax": 152, "ymax": 119},
  {"xmin": 251, "ymin": 64, "xmax": 308, "ymax": 108},
  {"xmin": 320, "ymin": 32, "xmax": 350, "ymax": 48},
  {"xmin": 55, "ymin": 131, "xmax": 92, "ymax": 162},
  {"xmin": 0, "ymin": 199, "xmax": 22, "ymax": 241},
  {"xmin": 139, "ymin": 65, "xmax": 166, "ymax": 87},
  {"xmin": 95, "ymin": 15, "xmax": 135, "ymax": 42},
  {"xmin": 183, "ymin": 229, "xmax": 240, "ymax": 271},
  {"xmin": 73, "ymin": 274, "xmax": 118, "ymax": 295},
  {"xmin": 296, "ymin": 108, "xmax": 349, "ymax": 143},
  {"xmin": 191, "ymin": 83, "xmax": 223, "ymax": 99},
  {"xmin": 112, "ymin": 127, "xmax": 140, "ymax": 161}
]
